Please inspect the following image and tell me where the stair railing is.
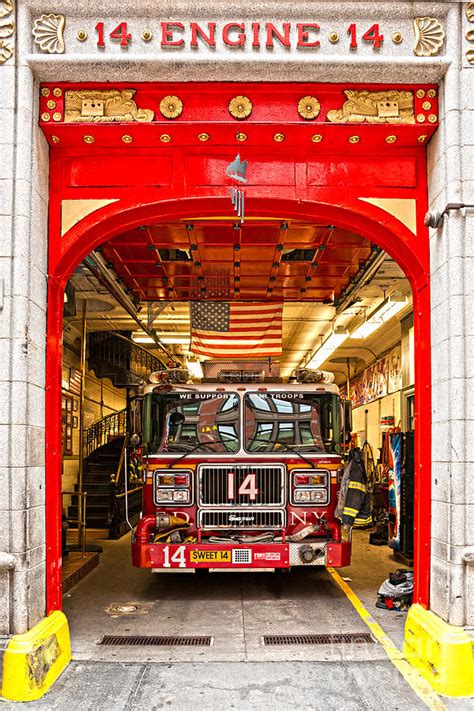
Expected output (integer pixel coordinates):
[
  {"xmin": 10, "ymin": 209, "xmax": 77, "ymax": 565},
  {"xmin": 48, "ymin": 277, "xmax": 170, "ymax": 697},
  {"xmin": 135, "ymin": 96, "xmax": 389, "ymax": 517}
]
[
  {"xmin": 85, "ymin": 408, "xmax": 126, "ymax": 456},
  {"xmin": 88, "ymin": 331, "xmax": 165, "ymax": 386}
]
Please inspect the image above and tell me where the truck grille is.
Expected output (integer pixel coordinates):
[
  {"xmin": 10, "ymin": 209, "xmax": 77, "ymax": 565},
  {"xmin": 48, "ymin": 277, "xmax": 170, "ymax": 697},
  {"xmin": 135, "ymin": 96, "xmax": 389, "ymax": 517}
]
[
  {"xmin": 198, "ymin": 464, "xmax": 285, "ymax": 506},
  {"xmin": 199, "ymin": 509, "xmax": 285, "ymax": 530}
]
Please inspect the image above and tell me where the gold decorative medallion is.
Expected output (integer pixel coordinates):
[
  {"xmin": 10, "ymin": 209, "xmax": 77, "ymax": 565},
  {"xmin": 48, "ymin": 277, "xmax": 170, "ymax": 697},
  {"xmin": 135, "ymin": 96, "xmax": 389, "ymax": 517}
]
[
  {"xmin": 76, "ymin": 30, "xmax": 87, "ymax": 41},
  {"xmin": 52, "ymin": 112, "xmax": 62, "ymax": 122},
  {"xmin": 422, "ymin": 101, "xmax": 431, "ymax": 110},
  {"xmin": 0, "ymin": 0, "xmax": 15, "ymax": 65},
  {"xmin": 159, "ymin": 95, "xmax": 183, "ymax": 119},
  {"xmin": 416, "ymin": 113, "xmax": 426, "ymax": 123},
  {"xmin": 413, "ymin": 17, "xmax": 445, "ymax": 57},
  {"xmin": 198, "ymin": 133, "xmax": 210, "ymax": 142},
  {"xmin": 41, "ymin": 112, "xmax": 50, "ymax": 122},
  {"xmin": 428, "ymin": 114, "xmax": 437, "ymax": 123},
  {"xmin": 236, "ymin": 132, "xmax": 247, "ymax": 142},
  {"xmin": 65, "ymin": 89, "xmax": 154, "ymax": 123},
  {"xmin": 392, "ymin": 32, "xmax": 403, "ymax": 44},
  {"xmin": 83, "ymin": 135, "xmax": 94, "ymax": 144},
  {"xmin": 466, "ymin": 3, "xmax": 474, "ymax": 65},
  {"xmin": 311, "ymin": 134, "xmax": 323, "ymax": 143},
  {"xmin": 141, "ymin": 29, "xmax": 153, "ymax": 41},
  {"xmin": 46, "ymin": 100, "xmax": 56, "ymax": 110},
  {"xmin": 328, "ymin": 31, "xmax": 339, "ymax": 43},
  {"xmin": 51, "ymin": 135, "xmax": 60, "ymax": 143},
  {"xmin": 160, "ymin": 134, "xmax": 171, "ymax": 143},
  {"xmin": 348, "ymin": 135, "xmax": 360, "ymax": 143},
  {"xmin": 273, "ymin": 133, "xmax": 285, "ymax": 142},
  {"xmin": 416, "ymin": 89, "xmax": 425, "ymax": 98},
  {"xmin": 418, "ymin": 135, "xmax": 427, "ymax": 143},
  {"xmin": 41, "ymin": 87, "xmax": 50, "ymax": 97},
  {"xmin": 297, "ymin": 96, "xmax": 321, "ymax": 120},
  {"xmin": 427, "ymin": 89, "xmax": 437, "ymax": 98},
  {"xmin": 228, "ymin": 96, "xmax": 252, "ymax": 120},
  {"xmin": 385, "ymin": 135, "xmax": 397, "ymax": 143},
  {"xmin": 327, "ymin": 90, "xmax": 415, "ymax": 124},
  {"xmin": 121, "ymin": 134, "xmax": 133, "ymax": 143},
  {"xmin": 32, "ymin": 13, "xmax": 66, "ymax": 54}
]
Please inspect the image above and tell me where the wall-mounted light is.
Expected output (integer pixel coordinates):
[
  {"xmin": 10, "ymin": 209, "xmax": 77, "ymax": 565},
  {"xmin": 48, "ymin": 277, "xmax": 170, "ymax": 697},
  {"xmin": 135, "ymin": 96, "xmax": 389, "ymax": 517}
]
[{"xmin": 307, "ymin": 327, "xmax": 349, "ymax": 369}]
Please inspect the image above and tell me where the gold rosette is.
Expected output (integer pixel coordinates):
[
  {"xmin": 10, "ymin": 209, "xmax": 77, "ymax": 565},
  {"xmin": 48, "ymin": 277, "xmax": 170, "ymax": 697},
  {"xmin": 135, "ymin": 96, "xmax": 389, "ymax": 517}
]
[
  {"xmin": 228, "ymin": 96, "xmax": 252, "ymax": 120},
  {"xmin": 159, "ymin": 95, "xmax": 183, "ymax": 120},
  {"xmin": 298, "ymin": 96, "xmax": 321, "ymax": 120}
]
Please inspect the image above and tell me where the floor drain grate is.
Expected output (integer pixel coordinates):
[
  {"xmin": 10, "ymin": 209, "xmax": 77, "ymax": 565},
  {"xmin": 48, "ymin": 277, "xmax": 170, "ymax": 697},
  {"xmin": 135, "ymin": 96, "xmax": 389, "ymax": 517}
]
[
  {"xmin": 98, "ymin": 635, "xmax": 212, "ymax": 647},
  {"xmin": 263, "ymin": 632, "xmax": 375, "ymax": 646}
]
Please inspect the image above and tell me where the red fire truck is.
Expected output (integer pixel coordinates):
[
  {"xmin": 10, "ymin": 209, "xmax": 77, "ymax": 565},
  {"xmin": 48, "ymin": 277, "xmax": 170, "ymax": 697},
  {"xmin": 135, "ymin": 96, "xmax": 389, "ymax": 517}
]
[{"xmin": 131, "ymin": 368, "xmax": 352, "ymax": 571}]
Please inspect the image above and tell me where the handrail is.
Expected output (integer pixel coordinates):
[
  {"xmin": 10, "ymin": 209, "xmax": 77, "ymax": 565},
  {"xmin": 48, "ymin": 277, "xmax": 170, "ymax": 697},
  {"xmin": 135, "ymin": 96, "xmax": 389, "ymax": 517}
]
[
  {"xmin": 88, "ymin": 331, "xmax": 164, "ymax": 388},
  {"xmin": 62, "ymin": 490, "xmax": 88, "ymax": 556},
  {"xmin": 85, "ymin": 409, "xmax": 126, "ymax": 456},
  {"xmin": 114, "ymin": 437, "xmax": 127, "ymax": 485}
]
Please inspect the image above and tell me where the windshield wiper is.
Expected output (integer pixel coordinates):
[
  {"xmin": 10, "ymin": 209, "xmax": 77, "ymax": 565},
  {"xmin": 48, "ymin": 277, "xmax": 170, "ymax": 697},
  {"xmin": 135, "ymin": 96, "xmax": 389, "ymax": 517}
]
[
  {"xmin": 168, "ymin": 433, "xmax": 239, "ymax": 467},
  {"xmin": 248, "ymin": 438, "xmax": 317, "ymax": 468}
]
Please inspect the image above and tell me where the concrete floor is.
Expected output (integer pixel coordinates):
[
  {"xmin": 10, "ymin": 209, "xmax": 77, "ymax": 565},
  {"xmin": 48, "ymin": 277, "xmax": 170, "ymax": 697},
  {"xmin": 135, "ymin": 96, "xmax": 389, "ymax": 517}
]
[
  {"xmin": 62, "ymin": 530, "xmax": 400, "ymax": 664},
  {"xmin": 3, "ymin": 532, "xmax": 470, "ymax": 709}
]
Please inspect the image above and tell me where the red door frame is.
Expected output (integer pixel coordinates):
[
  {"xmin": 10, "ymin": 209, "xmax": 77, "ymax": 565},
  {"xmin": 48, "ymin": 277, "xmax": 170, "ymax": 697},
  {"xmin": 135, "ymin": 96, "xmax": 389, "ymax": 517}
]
[
  {"xmin": 46, "ymin": 195, "xmax": 431, "ymax": 613},
  {"xmin": 42, "ymin": 80, "xmax": 433, "ymax": 613}
]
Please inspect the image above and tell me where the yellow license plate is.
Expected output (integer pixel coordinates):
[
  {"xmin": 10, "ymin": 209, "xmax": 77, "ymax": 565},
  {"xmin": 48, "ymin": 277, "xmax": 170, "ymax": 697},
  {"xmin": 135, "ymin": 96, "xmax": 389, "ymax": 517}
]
[{"xmin": 190, "ymin": 550, "xmax": 232, "ymax": 563}]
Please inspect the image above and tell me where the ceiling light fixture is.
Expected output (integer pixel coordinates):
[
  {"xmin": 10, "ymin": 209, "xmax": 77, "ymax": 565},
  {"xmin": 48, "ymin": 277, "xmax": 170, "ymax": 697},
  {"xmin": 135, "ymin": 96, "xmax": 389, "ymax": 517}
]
[
  {"xmin": 351, "ymin": 295, "xmax": 408, "ymax": 339},
  {"xmin": 306, "ymin": 327, "xmax": 350, "ymax": 369}
]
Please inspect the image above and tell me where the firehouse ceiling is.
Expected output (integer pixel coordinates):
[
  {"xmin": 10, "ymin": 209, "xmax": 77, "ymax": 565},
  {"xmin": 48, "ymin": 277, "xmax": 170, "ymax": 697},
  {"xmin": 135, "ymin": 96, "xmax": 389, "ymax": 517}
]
[
  {"xmin": 99, "ymin": 220, "xmax": 372, "ymax": 302},
  {"xmin": 65, "ymin": 218, "xmax": 411, "ymax": 380}
]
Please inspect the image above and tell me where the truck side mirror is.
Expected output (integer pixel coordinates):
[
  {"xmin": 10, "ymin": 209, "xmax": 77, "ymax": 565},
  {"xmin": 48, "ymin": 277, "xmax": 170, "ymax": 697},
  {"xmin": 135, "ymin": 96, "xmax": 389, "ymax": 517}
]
[{"xmin": 129, "ymin": 433, "xmax": 141, "ymax": 448}]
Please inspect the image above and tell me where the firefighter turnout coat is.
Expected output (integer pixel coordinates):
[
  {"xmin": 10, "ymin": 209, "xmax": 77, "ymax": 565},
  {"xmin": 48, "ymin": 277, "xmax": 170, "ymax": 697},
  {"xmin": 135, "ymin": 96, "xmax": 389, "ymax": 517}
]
[{"xmin": 335, "ymin": 447, "xmax": 372, "ymax": 527}]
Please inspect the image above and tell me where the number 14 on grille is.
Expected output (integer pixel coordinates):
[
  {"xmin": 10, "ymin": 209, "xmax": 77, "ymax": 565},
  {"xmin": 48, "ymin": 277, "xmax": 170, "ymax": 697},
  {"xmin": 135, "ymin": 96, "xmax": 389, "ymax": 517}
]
[{"xmin": 227, "ymin": 473, "xmax": 259, "ymax": 501}]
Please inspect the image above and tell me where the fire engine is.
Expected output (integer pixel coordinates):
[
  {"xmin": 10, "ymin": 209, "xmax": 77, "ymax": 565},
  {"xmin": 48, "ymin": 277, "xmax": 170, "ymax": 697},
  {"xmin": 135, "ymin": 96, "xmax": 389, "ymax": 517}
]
[{"xmin": 130, "ymin": 366, "xmax": 352, "ymax": 571}]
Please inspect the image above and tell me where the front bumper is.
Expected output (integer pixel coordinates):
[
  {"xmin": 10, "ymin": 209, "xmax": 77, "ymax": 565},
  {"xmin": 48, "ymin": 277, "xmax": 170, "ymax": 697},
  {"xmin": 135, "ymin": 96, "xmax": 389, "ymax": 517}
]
[{"xmin": 132, "ymin": 540, "xmax": 351, "ymax": 570}]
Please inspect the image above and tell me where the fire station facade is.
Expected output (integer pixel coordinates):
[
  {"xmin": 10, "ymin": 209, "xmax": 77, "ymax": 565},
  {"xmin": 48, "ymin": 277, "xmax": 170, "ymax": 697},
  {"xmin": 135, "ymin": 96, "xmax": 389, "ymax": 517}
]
[{"xmin": 0, "ymin": 0, "xmax": 473, "ymax": 699}]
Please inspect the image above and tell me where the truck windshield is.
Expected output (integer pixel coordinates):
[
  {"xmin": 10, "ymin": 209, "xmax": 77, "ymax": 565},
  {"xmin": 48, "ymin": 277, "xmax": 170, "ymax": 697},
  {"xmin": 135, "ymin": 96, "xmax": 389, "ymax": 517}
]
[
  {"xmin": 244, "ymin": 392, "xmax": 340, "ymax": 453},
  {"xmin": 146, "ymin": 392, "xmax": 240, "ymax": 453}
]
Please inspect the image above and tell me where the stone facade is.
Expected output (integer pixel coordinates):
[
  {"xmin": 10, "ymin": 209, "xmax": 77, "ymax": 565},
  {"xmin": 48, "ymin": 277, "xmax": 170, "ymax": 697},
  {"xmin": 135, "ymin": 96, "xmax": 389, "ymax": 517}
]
[{"xmin": 0, "ymin": 0, "xmax": 472, "ymax": 634}]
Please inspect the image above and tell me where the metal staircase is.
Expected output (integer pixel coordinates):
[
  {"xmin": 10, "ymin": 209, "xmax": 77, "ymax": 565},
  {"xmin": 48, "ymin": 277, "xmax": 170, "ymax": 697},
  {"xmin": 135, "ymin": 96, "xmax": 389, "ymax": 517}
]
[{"xmin": 87, "ymin": 331, "xmax": 164, "ymax": 388}]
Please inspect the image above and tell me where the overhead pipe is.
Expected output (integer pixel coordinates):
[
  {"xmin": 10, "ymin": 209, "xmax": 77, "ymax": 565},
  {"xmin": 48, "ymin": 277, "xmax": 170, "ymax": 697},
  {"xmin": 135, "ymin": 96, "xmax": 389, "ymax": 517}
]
[{"xmin": 83, "ymin": 253, "xmax": 178, "ymax": 365}]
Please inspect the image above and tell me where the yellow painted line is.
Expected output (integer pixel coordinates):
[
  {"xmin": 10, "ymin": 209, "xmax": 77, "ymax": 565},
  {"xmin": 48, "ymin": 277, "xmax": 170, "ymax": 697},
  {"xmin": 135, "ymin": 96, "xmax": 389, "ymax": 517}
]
[{"xmin": 327, "ymin": 567, "xmax": 447, "ymax": 711}]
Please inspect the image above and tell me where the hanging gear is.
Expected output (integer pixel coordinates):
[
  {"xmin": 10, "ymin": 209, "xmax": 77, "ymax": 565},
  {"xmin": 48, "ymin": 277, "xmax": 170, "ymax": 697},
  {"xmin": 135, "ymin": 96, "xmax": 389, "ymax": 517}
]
[{"xmin": 335, "ymin": 447, "xmax": 373, "ymax": 533}]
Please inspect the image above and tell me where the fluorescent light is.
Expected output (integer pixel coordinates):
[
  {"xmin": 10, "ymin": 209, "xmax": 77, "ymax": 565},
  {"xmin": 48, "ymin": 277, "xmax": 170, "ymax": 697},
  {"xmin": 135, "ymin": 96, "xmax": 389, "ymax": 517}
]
[
  {"xmin": 132, "ymin": 335, "xmax": 154, "ymax": 344},
  {"xmin": 351, "ymin": 296, "xmax": 408, "ymax": 339},
  {"xmin": 159, "ymin": 336, "xmax": 190, "ymax": 345},
  {"xmin": 307, "ymin": 328, "xmax": 349, "ymax": 369},
  {"xmin": 186, "ymin": 359, "xmax": 204, "ymax": 379},
  {"xmin": 351, "ymin": 317, "xmax": 384, "ymax": 339}
]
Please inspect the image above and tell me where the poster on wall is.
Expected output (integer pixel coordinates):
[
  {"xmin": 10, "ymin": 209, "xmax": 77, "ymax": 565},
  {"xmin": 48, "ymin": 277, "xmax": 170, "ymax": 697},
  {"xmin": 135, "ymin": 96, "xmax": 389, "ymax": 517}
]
[{"xmin": 349, "ymin": 346, "xmax": 401, "ymax": 408}]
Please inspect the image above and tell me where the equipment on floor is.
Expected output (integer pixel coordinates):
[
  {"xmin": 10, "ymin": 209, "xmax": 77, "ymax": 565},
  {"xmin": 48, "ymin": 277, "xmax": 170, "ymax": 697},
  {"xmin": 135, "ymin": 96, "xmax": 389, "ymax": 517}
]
[{"xmin": 376, "ymin": 569, "xmax": 414, "ymax": 610}]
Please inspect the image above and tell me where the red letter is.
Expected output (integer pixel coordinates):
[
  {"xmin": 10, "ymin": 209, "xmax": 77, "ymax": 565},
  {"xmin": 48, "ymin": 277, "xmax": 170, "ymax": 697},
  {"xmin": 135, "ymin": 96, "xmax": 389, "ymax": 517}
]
[
  {"xmin": 251, "ymin": 22, "xmax": 260, "ymax": 48},
  {"xmin": 161, "ymin": 22, "xmax": 185, "ymax": 47},
  {"xmin": 265, "ymin": 23, "xmax": 291, "ymax": 48},
  {"xmin": 297, "ymin": 23, "xmax": 320, "ymax": 48},
  {"xmin": 223, "ymin": 23, "xmax": 246, "ymax": 47},
  {"xmin": 190, "ymin": 22, "xmax": 216, "ymax": 48}
]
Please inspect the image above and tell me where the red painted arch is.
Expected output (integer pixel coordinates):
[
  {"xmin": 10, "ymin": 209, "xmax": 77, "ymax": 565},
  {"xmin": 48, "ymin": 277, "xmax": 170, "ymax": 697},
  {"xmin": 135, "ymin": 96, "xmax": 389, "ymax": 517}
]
[{"xmin": 46, "ymin": 194, "xmax": 431, "ymax": 613}]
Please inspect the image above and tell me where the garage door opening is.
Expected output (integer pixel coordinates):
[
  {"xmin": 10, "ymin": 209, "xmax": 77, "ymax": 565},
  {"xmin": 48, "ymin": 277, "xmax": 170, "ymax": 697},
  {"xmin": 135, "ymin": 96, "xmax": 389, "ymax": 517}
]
[{"xmin": 57, "ymin": 215, "xmax": 418, "ymax": 657}]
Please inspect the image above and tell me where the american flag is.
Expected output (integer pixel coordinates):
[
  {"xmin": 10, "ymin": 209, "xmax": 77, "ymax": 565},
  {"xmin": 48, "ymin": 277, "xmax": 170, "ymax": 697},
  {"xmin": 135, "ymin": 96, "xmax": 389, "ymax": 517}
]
[{"xmin": 190, "ymin": 302, "xmax": 283, "ymax": 358}]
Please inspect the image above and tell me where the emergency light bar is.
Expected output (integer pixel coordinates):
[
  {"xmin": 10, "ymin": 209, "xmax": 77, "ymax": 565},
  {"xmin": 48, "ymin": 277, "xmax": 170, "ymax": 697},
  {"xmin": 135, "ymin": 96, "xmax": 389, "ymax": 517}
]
[
  {"xmin": 149, "ymin": 368, "xmax": 191, "ymax": 385},
  {"xmin": 218, "ymin": 369, "xmax": 265, "ymax": 383},
  {"xmin": 290, "ymin": 368, "xmax": 335, "ymax": 384}
]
